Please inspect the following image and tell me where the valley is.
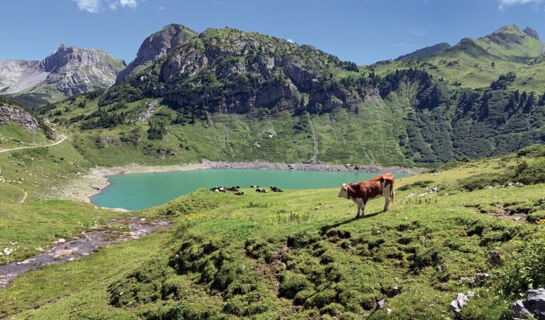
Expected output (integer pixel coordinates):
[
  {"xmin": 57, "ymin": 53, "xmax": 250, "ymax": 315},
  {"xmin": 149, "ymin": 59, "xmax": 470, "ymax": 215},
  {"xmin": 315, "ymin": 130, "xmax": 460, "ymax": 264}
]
[{"xmin": 0, "ymin": 19, "xmax": 545, "ymax": 319}]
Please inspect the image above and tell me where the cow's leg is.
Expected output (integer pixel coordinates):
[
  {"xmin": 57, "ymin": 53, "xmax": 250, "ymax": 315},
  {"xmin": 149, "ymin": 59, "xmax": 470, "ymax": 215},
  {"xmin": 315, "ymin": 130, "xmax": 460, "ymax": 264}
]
[
  {"xmin": 358, "ymin": 198, "xmax": 366, "ymax": 217},
  {"xmin": 355, "ymin": 198, "xmax": 364, "ymax": 218},
  {"xmin": 383, "ymin": 186, "xmax": 391, "ymax": 212}
]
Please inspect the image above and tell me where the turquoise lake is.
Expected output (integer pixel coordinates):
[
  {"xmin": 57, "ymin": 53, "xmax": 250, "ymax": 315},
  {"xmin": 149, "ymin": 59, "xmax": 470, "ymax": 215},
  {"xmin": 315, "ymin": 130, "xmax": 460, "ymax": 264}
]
[{"xmin": 90, "ymin": 169, "xmax": 411, "ymax": 210}]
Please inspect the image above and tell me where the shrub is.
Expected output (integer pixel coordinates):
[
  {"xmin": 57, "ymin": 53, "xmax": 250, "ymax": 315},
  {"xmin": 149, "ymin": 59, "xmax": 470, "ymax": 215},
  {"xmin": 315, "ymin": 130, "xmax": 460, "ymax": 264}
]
[
  {"xmin": 513, "ymin": 158, "xmax": 545, "ymax": 185},
  {"xmin": 279, "ymin": 272, "xmax": 311, "ymax": 299},
  {"xmin": 501, "ymin": 233, "xmax": 545, "ymax": 296}
]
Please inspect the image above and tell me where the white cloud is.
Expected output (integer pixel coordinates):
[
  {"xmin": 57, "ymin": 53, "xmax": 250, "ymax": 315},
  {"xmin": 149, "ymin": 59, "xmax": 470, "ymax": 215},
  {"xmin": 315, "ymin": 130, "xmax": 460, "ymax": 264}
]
[
  {"xmin": 119, "ymin": 0, "xmax": 137, "ymax": 8},
  {"xmin": 74, "ymin": 0, "xmax": 101, "ymax": 13},
  {"xmin": 73, "ymin": 0, "xmax": 139, "ymax": 13},
  {"xmin": 498, "ymin": 0, "xmax": 543, "ymax": 10},
  {"xmin": 287, "ymin": 39, "xmax": 294, "ymax": 44}
]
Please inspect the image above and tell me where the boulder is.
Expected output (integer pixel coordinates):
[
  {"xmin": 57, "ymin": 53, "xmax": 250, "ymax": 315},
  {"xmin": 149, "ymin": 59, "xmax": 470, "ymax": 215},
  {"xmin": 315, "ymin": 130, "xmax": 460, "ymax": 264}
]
[
  {"xmin": 512, "ymin": 288, "xmax": 545, "ymax": 319},
  {"xmin": 450, "ymin": 291, "xmax": 475, "ymax": 311}
]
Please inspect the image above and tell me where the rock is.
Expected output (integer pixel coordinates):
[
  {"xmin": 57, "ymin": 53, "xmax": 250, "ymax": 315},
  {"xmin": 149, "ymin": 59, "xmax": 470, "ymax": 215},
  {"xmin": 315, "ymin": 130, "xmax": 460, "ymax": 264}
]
[
  {"xmin": 450, "ymin": 291, "xmax": 475, "ymax": 311},
  {"xmin": 405, "ymin": 193, "xmax": 416, "ymax": 199},
  {"xmin": 489, "ymin": 250, "xmax": 504, "ymax": 265},
  {"xmin": 0, "ymin": 104, "xmax": 39, "ymax": 134},
  {"xmin": 386, "ymin": 308, "xmax": 392, "ymax": 314},
  {"xmin": 377, "ymin": 299, "xmax": 387, "ymax": 310},
  {"xmin": 512, "ymin": 300, "xmax": 531, "ymax": 319},
  {"xmin": 512, "ymin": 288, "xmax": 545, "ymax": 319},
  {"xmin": 514, "ymin": 217, "xmax": 522, "ymax": 221},
  {"xmin": 475, "ymin": 273, "xmax": 489, "ymax": 285},
  {"xmin": 56, "ymin": 238, "xmax": 66, "ymax": 244},
  {"xmin": 116, "ymin": 24, "xmax": 197, "ymax": 83},
  {"xmin": 524, "ymin": 27, "xmax": 540, "ymax": 40},
  {"xmin": 459, "ymin": 277, "xmax": 475, "ymax": 286}
]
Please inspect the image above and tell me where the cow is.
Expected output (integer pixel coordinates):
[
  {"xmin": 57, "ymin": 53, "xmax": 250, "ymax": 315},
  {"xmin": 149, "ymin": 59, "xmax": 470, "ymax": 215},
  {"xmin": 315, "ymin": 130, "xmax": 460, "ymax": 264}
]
[
  {"xmin": 338, "ymin": 174, "xmax": 395, "ymax": 218},
  {"xmin": 270, "ymin": 186, "xmax": 283, "ymax": 192}
]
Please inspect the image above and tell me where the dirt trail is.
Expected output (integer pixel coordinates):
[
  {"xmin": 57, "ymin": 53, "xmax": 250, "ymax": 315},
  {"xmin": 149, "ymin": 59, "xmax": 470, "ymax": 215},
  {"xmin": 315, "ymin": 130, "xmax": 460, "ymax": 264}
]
[
  {"xmin": 0, "ymin": 216, "xmax": 170, "ymax": 290},
  {"xmin": 0, "ymin": 135, "xmax": 67, "ymax": 154},
  {"xmin": 18, "ymin": 188, "xmax": 27, "ymax": 203}
]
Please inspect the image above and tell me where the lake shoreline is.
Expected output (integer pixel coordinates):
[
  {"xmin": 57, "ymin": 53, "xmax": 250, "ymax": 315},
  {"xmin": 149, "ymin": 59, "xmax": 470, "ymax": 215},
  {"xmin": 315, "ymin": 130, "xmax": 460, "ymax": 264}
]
[{"xmin": 59, "ymin": 161, "xmax": 419, "ymax": 206}]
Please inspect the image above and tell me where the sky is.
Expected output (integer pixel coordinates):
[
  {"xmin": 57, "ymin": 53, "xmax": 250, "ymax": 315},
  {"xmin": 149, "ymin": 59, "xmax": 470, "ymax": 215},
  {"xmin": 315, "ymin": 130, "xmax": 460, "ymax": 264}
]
[{"xmin": 1, "ymin": 0, "xmax": 545, "ymax": 65}]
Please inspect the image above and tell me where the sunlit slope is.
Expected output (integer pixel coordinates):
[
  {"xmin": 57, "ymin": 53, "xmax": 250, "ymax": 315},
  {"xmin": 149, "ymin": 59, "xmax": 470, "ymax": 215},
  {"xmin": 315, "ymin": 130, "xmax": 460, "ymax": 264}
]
[{"xmin": 2, "ymin": 145, "xmax": 545, "ymax": 319}]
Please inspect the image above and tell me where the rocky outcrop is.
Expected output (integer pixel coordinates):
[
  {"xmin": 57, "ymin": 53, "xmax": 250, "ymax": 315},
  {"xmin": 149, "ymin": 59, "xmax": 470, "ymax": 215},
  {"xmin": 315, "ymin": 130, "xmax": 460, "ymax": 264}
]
[
  {"xmin": 41, "ymin": 45, "xmax": 126, "ymax": 96},
  {"xmin": 512, "ymin": 288, "xmax": 545, "ymax": 319},
  {"xmin": 450, "ymin": 291, "xmax": 475, "ymax": 311},
  {"xmin": 116, "ymin": 24, "xmax": 197, "ymax": 83},
  {"xmin": 128, "ymin": 27, "xmax": 360, "ymax": 115},
  {"xmin": 524, "ymin": 27, "xmax": 540, "ymax": 40},
  {"xmin": 0, "ymin": 103, "xmax": 39, "ymax": 134},
  {"xmin": 0, "ymin": 45, "xmax": 125, "ymax": 106}
]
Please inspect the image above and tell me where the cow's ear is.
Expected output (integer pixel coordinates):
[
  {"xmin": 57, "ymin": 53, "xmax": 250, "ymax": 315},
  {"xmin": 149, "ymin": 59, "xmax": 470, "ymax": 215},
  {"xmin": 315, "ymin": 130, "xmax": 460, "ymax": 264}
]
[{"xmin": 342, "ymin": 183, "xmax": 348, "ymax": 191}]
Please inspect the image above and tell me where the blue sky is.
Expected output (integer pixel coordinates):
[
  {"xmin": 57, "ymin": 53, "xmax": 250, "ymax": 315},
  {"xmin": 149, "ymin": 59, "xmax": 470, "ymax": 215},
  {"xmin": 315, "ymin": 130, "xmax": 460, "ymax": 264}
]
[{"xmin": 1, "ymin": 0, "xmax": 545, "ymax": 65}]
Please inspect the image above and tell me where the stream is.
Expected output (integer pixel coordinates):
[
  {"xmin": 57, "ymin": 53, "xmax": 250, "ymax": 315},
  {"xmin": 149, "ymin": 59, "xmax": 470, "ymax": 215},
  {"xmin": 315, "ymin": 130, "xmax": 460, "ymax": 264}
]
[{"xmin": 0, "ymin": 216, "xmax": 170, "ymax": 289}]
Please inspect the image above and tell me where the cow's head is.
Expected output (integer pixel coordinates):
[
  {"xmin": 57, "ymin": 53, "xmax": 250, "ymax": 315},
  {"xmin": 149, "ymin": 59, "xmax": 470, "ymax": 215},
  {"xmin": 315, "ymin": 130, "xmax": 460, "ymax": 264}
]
[{"xmin": 338, "ymin": 183, "xmax": 350, "ymax": 199}]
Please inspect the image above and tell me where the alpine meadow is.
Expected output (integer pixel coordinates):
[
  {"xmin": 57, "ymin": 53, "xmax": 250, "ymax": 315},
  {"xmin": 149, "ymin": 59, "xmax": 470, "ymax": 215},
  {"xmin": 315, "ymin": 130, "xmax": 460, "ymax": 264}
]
[{"xmin": 1, "ymin": 2, "xmax": 545, "ymax": 318}]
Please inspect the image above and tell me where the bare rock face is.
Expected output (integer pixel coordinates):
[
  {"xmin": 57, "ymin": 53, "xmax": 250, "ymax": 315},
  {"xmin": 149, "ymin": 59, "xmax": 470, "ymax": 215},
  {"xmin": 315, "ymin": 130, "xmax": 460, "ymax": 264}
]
[
  {"xmin": 0, "ymin": 103, "xmax": 39, "ymax": 134},
  {"xmin": 0, "ymin": 60, "xmax": 48, "ymax": 94},
  {"xmin": 116, "ymin": 24, "xmax": 197, "ymax": 83},
  {"xmin": 0, "ymin": 44, "xmax": 125, "ymax": 105},
  {"xmin": 41, "ymin": 44, "xmax": 126, "ymax": 96},
  {"xmin": 524, "ymin": 27, "xmax": 540, "ymax": 40}
]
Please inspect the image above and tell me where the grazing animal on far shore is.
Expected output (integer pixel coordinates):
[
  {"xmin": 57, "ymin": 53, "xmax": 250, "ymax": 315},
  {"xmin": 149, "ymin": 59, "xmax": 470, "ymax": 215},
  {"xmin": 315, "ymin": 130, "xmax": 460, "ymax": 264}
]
[
  {"xmin": 256, "ymin": 188, "xmax": 268, "ymax": 193},
  {"xmin": 234, "ymin": 191, "xmax": 244, "ymax": 196},
  {"xmin": 338, "ymin": 174, "xmax": 395, "ymax": 218},
  {"xmin": 210, "ymin": 186, "xmax": 226, "ymax": 192},
  {"xmin": 270, "ymin": 186, "xmax": 283, "ymax": 192}
]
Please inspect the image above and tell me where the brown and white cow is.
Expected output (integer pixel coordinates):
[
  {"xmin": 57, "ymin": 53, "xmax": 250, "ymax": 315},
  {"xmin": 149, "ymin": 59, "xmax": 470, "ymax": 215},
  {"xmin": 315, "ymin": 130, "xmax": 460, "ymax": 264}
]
[{"xmin": 338, "ymin": 174, "xmax": 395, "ymax": 218}]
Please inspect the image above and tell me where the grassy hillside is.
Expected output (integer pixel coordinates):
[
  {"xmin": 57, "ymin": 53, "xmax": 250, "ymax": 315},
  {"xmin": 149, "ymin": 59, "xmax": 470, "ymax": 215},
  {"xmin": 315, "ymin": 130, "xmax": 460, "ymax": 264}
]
[
  {"xmin": 372, "ymin": 25, "xmax": 545, "ymax": 92},
  {"xmin": 1, "ymin": 145, "xmax": 545, "ymax": 319},
  {"xmin": 30, "ymin": 25, "xmax": 544, "ymax": 168}
]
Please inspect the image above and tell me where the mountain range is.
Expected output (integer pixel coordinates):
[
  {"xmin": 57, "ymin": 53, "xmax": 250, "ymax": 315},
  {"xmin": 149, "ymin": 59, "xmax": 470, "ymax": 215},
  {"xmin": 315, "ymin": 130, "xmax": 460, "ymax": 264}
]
[
  {"xmin": 0, "ymin": 45, "xmax": 126, "ymax": 107},
  {"xmin": 2, "ymin": 23, "xmax": 545, "ymax": 167}
]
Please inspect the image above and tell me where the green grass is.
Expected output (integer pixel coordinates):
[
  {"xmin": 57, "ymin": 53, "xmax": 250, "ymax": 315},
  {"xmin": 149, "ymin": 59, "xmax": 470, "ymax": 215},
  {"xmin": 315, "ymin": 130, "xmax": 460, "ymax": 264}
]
[
  {"xmin": 0, "ymin": 229, "xmax": 171, "ymax": 318},
  {"xmin": 0, "ymin": 201, "xmax": 133, "ymax": 264},
  {"xmin": 1, "ymin": 147, "xmax": 544, "ymax": 319},
  {"xmin": 0, "ymin": 123, "xmax": 50, "ymax": 149},
  {"xmin": 371, "ymin": 26, "xmax": 545, "ymax": 92}
]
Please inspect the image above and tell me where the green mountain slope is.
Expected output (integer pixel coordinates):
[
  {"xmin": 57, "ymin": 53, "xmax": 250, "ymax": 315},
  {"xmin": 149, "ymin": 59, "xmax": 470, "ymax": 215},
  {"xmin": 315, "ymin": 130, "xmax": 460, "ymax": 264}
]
[
  {"xmin": 40, "ymin": 26, "xmax": 545, "ymax": 167},
  {"xmin": 396, "ymin": 42, "xmax": 451, "ymax": 60},
  {"xmin": 373, "ymin": 25, "xmax": 545, "ymax": 91}
]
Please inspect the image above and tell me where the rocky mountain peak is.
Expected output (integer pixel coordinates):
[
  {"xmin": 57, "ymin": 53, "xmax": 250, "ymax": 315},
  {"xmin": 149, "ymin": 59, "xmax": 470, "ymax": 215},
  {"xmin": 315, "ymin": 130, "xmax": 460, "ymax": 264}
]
[
  {"xmin": 116, "ymin": 24, "xmax": 198, "ymax": 83},
  {"xmin": 524, "ymin": 26, "xmax": 540, "ymax": 40}
]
